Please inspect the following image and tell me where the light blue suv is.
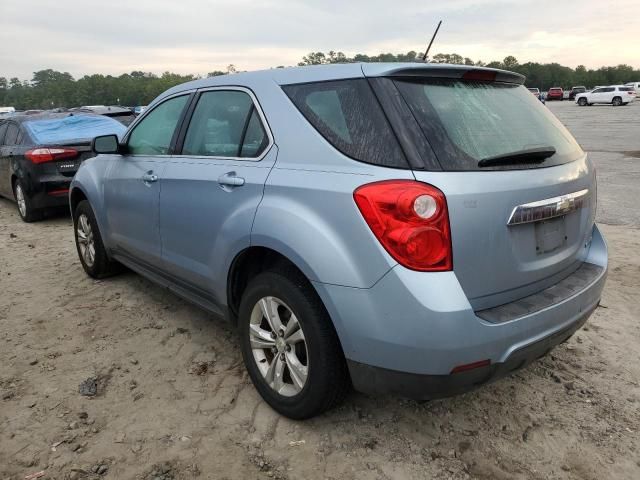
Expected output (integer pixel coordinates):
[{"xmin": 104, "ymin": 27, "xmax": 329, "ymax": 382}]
[{"xmin": 70, "ymin": 63, "xmax": 607, "ymax": 419}]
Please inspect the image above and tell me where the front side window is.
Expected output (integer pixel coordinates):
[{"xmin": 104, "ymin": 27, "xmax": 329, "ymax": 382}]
[
  {"xmin": 128, "ymin": 95, "xmax": 189, "ymax": 155},
  {"xmin": 283, "ymin": 79, "xmax": 408, "ymax": 168},
  {"xmin": 182, "ymin": 90, "xmax": 268, "ymax": 158}
]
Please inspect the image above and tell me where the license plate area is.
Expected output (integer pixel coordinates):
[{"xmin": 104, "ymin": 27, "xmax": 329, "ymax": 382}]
[{"xmin": 535, "ymin": 216, "xmax": 566, "ymax": 254}]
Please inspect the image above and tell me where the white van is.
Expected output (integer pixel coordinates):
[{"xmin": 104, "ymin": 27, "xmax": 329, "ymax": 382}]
[
  {"xmin": 625, "ymin": 82, "xmax": 640, "ymax": 92},
  {"xmin": 0, "ymin": 106, "xmax": 16, "ymax": 116}
]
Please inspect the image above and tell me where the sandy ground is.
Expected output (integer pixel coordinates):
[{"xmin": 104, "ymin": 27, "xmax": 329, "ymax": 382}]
[{"xmin": 1, "ymin": 101, "xmax": 639, "ymax": 480}]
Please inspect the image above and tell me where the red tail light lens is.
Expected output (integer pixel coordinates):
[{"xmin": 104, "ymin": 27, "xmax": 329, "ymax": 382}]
[
  {"xmin": 354, "ymin": 180, "xmax": 452, "ymax": 271},
  {"xmin": 25, "ymin": 148, "xmax": 78, "ymax": 164}
]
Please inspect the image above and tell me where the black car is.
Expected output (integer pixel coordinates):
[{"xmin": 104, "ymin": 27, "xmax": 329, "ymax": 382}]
[
  {"xmin": 69, "ymin": 105, "xmax": 137, "ymax": 126},
  {"xmin": 0, "ymin": 113, "xmax": 125, "ymax": 222},
  {"xmin": 569, "ymin": 86, "xmax": 587, "ymax": 100}
]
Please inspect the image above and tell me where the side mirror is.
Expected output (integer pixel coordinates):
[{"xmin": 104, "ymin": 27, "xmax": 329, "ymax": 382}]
[{"xmin": 92, "ymin": 134, "xmax": 120, "ymax": 154}]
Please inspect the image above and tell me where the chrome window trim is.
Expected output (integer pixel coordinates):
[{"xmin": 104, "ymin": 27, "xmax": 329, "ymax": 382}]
[
  {"xmin": 172, "ymin": 85, "xmax": 274, "ymax": 162},
  {"xmin": 507, "ymin": 189, "xmax": 590, "ymax": 226}
]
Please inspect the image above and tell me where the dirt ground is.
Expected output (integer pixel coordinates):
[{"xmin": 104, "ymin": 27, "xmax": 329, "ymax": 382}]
[{"xmin": 1, "ymin": 101, "xmax": 640, "ymax": 480}]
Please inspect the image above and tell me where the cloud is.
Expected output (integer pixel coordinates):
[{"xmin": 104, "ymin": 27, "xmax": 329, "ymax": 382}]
[{"xmin": 0, "ymin": 0, "xmax": 638, "ymax": 79}]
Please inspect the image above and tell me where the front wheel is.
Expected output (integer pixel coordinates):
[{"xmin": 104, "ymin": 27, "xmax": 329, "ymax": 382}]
[
  {"xmin": 73, "ymin": 200, "xmax": 120, "ymax": 278},
  {"xmin": 239, "ymin": 270, "xmax": 350, "ymax": 419},
  {"xmin": 578, "ymin": 97, "xmax": 588, "ymax": 106},
  {"xmin": 14, "ymin": 180, "xmax": 42, "ymax": 223}
]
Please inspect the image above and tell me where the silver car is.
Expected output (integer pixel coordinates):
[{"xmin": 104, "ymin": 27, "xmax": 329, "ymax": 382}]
[{"xmin": 70, "ymin": 63, "xmax": 607, "ymax": 419}]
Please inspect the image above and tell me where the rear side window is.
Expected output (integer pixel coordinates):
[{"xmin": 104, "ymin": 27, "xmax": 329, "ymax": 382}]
[
  {"xmin": 4, "ymin": 123, "xmax": 19, "ymax": 146},
  {"xmin": 283, "ymin": 79, "xmax": 408, "ymax": 168},
  {"xmin": 619, "ymin": 87, "xmax": 632, "ymax": 92},
  {"xmin": 128, "ymin": 95, "xmax": 189, "ymax": 155},
  {"xmin": 394, "ymin": 79, "xmax": 583, "ymax": 171},
  {"xmin": 182, "ymin": 90, "xmax": 268, "ymax": 158}
]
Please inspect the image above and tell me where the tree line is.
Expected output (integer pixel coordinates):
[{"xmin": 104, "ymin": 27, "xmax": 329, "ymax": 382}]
[{"xmin": 1, "ymin": 51, "xmax": 638, "ymax": 110}]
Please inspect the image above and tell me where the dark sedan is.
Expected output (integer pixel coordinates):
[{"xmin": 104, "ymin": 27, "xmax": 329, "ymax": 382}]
[
  {"xmin": 69, "ymin": 105, "xmax": 137, "ymax": 126},
  {"xmin": 0, "ymin": 113, "xmax": 125, "ymax": 222}
]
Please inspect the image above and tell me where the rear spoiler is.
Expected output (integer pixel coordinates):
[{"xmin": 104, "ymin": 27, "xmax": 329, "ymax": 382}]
[{"xmin": 361, "ymin": 63, "xmax": 525, "ymax": 85}]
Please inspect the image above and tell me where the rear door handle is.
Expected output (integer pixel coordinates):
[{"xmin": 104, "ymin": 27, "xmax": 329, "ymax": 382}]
[
  {"xmin": 142, "ymin": 171, "xmax": 158, "ymax": 183},
  {"xmin": 218, "ymin": 172, "xmax": 245, "ymax": 188}
]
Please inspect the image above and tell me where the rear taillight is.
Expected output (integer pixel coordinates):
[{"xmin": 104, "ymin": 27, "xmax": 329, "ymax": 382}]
[
  {"xmin": 354, "ymin": 180, "xmax": 452, "ymax": 271},
  {"xmin": 25, "ymin": 148, "xmax": 78, "ymax": 164}
]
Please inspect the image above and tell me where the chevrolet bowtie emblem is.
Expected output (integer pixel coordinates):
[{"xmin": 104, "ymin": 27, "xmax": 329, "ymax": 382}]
[{"xmin": 507, "ymin": 189, "xmax": 589, "ymax": 225}]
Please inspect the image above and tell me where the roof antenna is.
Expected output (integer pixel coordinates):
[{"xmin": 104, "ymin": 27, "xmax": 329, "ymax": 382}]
[{"xmin": 422, "ymin": 20, "xmax": 442, "ymax": 62}]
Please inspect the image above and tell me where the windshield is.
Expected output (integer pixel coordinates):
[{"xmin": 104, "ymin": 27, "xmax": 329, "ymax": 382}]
[
  {"xmin": 24, "ymin": 114, "xmax": 126, "ymax": 144},
  {"xmin": 393, "ymin": 79, "xmax": 583, "ymax": 171}
]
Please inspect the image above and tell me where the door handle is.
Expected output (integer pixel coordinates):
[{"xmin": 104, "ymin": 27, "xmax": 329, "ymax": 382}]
[
  {"xmin": 218, "ymin": 172, "xmax": 245, "ymax": 188},
  {"xmin": 142, "ymin": 171, "xmax": 158, "ymax": 183}
]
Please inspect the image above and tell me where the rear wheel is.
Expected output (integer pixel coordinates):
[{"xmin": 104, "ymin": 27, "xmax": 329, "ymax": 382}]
[
  {"xmin": 73, "ymin": 200, "xmax": 120, "ymax": 278},
  {"xmin": 578, "ymin": 97, "xmax": 587, "ymax": 106},
  {"xmin": 612, "ymin": 96, "xmax": 622, "ymax": 106},
  {"xmin": 239, "ymin": 270, "xmax": 350, "ymax": 419},
  {"xmin": 13, "ymin": 180, "xmax": 42, "ymax": 223}
]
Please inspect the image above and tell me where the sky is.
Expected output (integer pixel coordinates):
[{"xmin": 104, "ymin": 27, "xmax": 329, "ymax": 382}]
[{"xmin": 1, "ymin": 0, "xmax": 638, "ymax": 80}]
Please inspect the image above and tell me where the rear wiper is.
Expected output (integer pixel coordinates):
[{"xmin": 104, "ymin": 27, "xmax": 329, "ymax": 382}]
[{"xmin": 478, "ymin": 146, "xmax": 556, "ymax": 168}]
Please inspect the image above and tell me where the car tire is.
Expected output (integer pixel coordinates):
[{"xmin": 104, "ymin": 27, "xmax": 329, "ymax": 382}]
[
  {"xmin": 612, "ymin": 96, "xmax": 622, "ymax": 107},
  {"xmin": 13, "ymin": 179, "xmax": 42, "ymax": 223},
  {"xmin": 578, "ymin": 98, "xmax": 587, "ymax": 106},
  {"xmin": 73, "ymin": 200, "xmax": 120, "ymax": 278},
  {"xmin": 238, "ymin": 269, "xmax": 350, "ymax": 419}
]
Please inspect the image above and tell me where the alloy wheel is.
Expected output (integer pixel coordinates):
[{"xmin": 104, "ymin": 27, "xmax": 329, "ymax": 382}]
[
  {"xmin": 76, "ymin": 213, "xmax": 96, "ymax": 267},
  {"xmin": 15, "ymin": 184, "xmax": 27, "ymax": 218},
  {"xmin": 249, "ymin": 296, "xmax": 309, "ymax": 397}
]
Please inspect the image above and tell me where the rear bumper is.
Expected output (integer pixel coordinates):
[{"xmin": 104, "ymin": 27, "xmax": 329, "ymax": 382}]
[
  {"xmin": 23, "ymin": 174, "xmax": 72, "ymax": 209},
  {"xmin": 347, "ymin": 302, "xmax": 594, "ymax": 399},
  {"xmin": 314, "ymin": 224, "xmax": 607, "ymax": 397}
]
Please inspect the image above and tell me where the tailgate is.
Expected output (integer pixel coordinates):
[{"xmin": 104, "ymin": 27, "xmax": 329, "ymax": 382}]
[{"xmin": 413, "ymin": 155, "xmax": 596, "ymax": 310}]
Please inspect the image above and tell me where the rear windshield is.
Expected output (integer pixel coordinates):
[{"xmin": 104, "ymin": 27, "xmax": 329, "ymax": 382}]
[
  {"xmin": 393, "ymin": 79, "xmax": 583, "ymax": 171},
  {"xmin": 24, "ymin": 114, "xmax": 127, "ymax": 144},
  {"xmin": 283, "ymin": 79, "xmax": 408, "ymax": 168}
]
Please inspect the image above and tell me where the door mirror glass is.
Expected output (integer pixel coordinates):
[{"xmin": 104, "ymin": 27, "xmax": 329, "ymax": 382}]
[{"xmin": 92, "ymin": 134, "xmax": 119, "ymax": 154}]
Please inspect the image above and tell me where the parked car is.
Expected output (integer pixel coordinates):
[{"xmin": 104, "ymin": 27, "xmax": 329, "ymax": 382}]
[
  {"xmin": 546, "ymin": 87, "xmax": 564, "ymax": 100},
  {"xmin": 0, "ymin": 113, "xmax": 126, "ymax": 222},
  {"xmin": 0, "ymin": 107, "xmax": 16, "ymax": 117},
  {"xmin": 625, "ymin": 81, "xmax": 640, "ymax": 92},
  {"xmin": 69, "ymin": 105, "xmax": 137, "ymax": 126},
  {"xmin": 569, "ymin": 86, "xmax": 586, "ymax": 100},
  {"xmin": 527, "ymin": 87, "xmax": 545, "ymax": 104},
  {"xmin": 70, "ymin": 63, "xmax": 607, "ymax": 419},
  {"xmin": 575, "ymin": 85, "xmax": 636, "ymax": 106}
]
